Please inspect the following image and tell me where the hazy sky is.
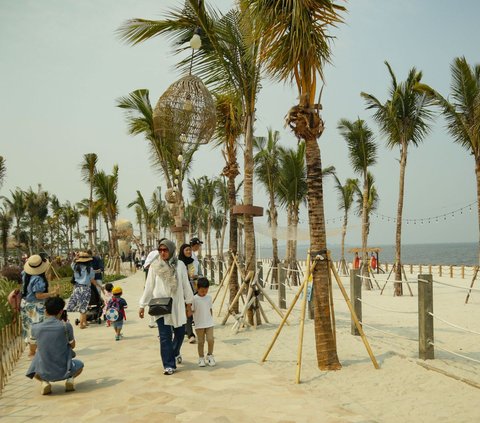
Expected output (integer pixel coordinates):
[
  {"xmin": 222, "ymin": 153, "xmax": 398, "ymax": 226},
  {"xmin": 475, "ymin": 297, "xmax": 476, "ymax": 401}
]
[{"xmin": 1, "ymin": 0, "xmax": 479, "ymax": 248}]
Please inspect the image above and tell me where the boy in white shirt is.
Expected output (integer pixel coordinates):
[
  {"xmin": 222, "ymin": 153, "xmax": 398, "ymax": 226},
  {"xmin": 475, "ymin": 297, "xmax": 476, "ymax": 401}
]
[{"xmin": 192, "ymin": 277, "xmax": 215, "ymax": 367}]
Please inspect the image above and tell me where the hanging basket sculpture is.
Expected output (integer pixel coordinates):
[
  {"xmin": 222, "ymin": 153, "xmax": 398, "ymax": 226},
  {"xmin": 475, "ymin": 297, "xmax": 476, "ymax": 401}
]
[{"xmin": 153, "ymin": 74, "xmax": 216, "ymax": 146}]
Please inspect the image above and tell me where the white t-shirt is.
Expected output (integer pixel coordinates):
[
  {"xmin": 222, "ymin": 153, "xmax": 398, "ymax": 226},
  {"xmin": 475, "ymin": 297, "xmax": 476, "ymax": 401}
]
[{"xmin": 192, "ymin": 294, "xmax": 214, "ymax": 329}]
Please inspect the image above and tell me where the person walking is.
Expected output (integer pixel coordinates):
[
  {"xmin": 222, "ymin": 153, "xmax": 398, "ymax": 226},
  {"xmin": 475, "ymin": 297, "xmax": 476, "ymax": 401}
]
[
  {"xmin": 106, "ymin": 286, "xmax": 128, "ymax": 341},
  {"xmin": 26, "ymin": 296, "xmax": 83, "ymax": 395},
  {"xmin": 67, "ymin": 252, "xmax": 103, "ymax": 329},
  {"xmin": 138, "ymin": 239, "xmax": 193, "ymax": 375},
  {"xmin": 178, "ymin": 243, "xmax": 198, "ymax": 344},
  {"xmin": 20, "ymin": 254, "xmax": 59, "ymax": 357},
  {"xmin": 192, "ymin": 277, "xmax": 215, "ymax": 367},
  {"xmin": 190, "ymin": 237, "xmax": 204, "ymax": 278}
]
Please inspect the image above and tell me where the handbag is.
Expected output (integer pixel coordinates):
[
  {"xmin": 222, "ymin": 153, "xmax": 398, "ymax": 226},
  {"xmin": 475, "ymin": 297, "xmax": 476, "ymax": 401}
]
[{"xmin": 148, "ymin": 297, "xmax": 173, "ymax": 316}]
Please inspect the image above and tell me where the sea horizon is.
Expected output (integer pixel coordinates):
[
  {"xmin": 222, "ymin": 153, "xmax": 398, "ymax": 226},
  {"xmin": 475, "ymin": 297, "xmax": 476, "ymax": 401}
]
[{"xmin": 256, "ymin": 241, "xmax": 479, "ymax": 266}]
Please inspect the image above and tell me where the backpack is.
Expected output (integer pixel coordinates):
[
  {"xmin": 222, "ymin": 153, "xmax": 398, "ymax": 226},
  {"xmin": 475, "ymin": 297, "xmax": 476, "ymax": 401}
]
[{"xmin": 105, "ymin": 297, "xmax": 121, "ymax": 322}]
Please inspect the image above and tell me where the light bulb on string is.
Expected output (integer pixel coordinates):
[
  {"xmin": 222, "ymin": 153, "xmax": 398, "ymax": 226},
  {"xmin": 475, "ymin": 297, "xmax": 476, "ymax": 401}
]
[{"xmin": 175, "ymin": 168, "xmax": 180, "ymax": 176}]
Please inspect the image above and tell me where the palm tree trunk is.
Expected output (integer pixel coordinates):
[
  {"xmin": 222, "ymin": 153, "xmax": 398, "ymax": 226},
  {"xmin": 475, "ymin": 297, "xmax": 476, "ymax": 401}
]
[
  {"xmin": 227, "ymin": 173, "xmax": 239, "ymax": 313},
  {"xmin": 220, "ymin": 216, "xmax": 227, "ymax": 261},
  {"xmin": 476, "ymin": 157, "xmax": 480, "ymax": 265},
  {"xmin": 394, "ymin": 142, "xmax": 408, "ymax": 296},
  {"xmin": 88, "ymin": 184, "xmax": 93, "ymax": 249},
  {"xmin": 361, "ymin": 175, "xmax": 370, "ymax": 289},
  {"xmin": 269, "ymin": 202, "xmax": 280, "ymax": 296},
  {"xmin": 305, "ymin": 134, "xmax": 341, "ymax": 370}
]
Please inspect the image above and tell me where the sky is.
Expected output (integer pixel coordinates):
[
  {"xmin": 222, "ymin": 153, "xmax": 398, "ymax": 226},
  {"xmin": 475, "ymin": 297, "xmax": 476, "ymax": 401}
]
[{"xmin": 1, "ymin": 0, "xmax": 479, "ymax": 249}]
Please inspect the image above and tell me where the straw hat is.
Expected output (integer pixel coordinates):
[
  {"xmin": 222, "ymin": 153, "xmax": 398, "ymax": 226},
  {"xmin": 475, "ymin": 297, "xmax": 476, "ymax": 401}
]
[
  {"xmin": 112, "ymin": 286, "xmax": 122, "ymax": 295},
  {"xmin": 75, "ymin": 252, "xmax": 93, "ymax": 263},
  {"xmin": 24, "ymin": 254, "xmax": 50, "ymax": 276}
]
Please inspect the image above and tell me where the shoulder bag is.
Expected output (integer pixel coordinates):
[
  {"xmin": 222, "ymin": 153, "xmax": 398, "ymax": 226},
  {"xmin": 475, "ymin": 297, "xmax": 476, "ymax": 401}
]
[{"xmin": 148, "ymin": 297, "xmax": 173, "ymax": 316}]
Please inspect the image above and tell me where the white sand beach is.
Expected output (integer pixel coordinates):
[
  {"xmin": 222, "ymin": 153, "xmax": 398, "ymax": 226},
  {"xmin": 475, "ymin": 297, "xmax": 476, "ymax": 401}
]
[{"xmin": 2, "ymin": 268, "xmax": 480, "ymax": 423}]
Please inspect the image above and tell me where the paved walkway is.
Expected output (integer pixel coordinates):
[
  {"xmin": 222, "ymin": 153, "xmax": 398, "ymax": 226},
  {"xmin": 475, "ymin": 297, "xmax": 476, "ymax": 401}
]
[{"xmin": 0, "ymin": 271, "xmax": 374, "ymax": 423}]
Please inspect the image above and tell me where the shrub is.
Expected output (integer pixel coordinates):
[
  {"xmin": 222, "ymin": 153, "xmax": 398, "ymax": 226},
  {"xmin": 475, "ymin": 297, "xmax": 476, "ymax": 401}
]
[
  {"xmin": 104, "ymin": 274, "xmax": 127, "ymax": 283},
  {"xmin": 0, "ymin": 277, "xmax": 19, "ymax": 330},
  {"xmin": 53, "ymin": 264, "xmax": 74, "ymax": 278},
  {"xmin": 1, "ymin": 266, "xmax": 22, "ymax": 283}
]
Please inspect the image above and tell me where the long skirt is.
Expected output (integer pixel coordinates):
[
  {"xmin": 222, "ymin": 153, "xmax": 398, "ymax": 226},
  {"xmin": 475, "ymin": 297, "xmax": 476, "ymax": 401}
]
[
  {"xmin": 20, "ymin": 299, "xmax": 45, "ymax": 343},
  {"xmin": 66, "ymin": 284, "xmax": 91, "ymax": 314}
]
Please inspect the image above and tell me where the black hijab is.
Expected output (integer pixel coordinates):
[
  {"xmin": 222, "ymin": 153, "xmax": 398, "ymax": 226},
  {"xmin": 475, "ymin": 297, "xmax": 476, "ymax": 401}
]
[{"xmin": 178, "ymin": 243, "xmax": 194, "ymax": 266}]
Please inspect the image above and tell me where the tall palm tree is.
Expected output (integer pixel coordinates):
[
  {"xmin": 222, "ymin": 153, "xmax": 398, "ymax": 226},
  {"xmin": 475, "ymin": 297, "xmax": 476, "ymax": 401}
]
[
  {"xmin": 332, "ymin": 175, "xmax": 359, "ymax": 274},
  {"xmin": 215, "ymin": 177, "xmax": 229, "ymax": 261},
  {"xmin": 0, "ymin": 156, "xmax": 6, "ymax": 190},
  {"xmin": 416, "ymin": 57, "xmax": 480, "ymax": 264},
  {"xmin": 277, "ymin": 142, "xmax": 308, "ymax": 287},
  {"xmin": 337, "ymin": 118, "xmax": 377, "ymax": 287},
  {"xmin": 254, "ymin": 128, "xmax": 282, "ymax": 296},
  {"xmin": 2, "ymin": 188, "xmax": 26, "ymax": 259},
  {"xmin": 94, "ymin": 166, "xmax": 120, "ymax": 270},
  {"xmin": 116, "ymin": 89, "xmax": 198, "ymax": 245},
  {"xmin": 0, "ymin": 202, "xmax": 12, "ymax": 267},
  {"xmin": 247, "ymin": 0, "xmax": 345, "ymax": 370},
  {"xmin": 361, "ymin": 62, "xmax": 434, "ymax": 295},
  {"xmin": 80, "ymin": 153, "xmax": 98, "ymax": 249},
  {"xmin": 118, "ymin": 0, "xmax": 263, "ymax": 291},
  {"xmin": 128, "ymin": 191, "xmax": 149, "ymax": 246}
]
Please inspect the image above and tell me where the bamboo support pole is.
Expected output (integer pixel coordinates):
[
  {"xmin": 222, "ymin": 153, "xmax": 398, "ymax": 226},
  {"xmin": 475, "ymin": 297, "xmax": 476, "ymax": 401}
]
[
  {"xmin": 328, "ymin": 253, "xmax": 380, "ymax": 369},
  {"xmin": 295, "ymin": 254, "xmax": 311, "ymax": 384}
]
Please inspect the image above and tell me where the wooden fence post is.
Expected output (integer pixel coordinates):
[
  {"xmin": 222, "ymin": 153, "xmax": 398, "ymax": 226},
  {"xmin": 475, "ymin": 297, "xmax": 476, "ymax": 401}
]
[
  {"xmin": 461, "ymin": 265, "xmax": 465, "ymax": 279},
  {"xmin": 418, "ymin": 274, "xmax": 434, "ymax": 360},
  {"xmin": 350, "ymin": 269, "xmax": 362, "ymax": 336},
  {"xmin": 279, "ymin": 261, "xmax": 287, "ymax": 310},
  {"xmin": 218, "ymin": 259, "xmax": 223, "ymax": 285},
  {"xmin": 450, "ymin": 265, "xmax": 453, "ymax": 278},
  {"xmin": 439, "ymin": 265, "xmax": 442, "ymax": 277}
]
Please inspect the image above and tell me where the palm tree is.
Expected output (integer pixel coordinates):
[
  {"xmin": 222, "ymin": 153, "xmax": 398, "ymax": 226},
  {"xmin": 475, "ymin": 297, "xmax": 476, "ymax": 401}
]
[
  {"xmin": 116, "ymin": 89, "xmax": 198, "ymax": 245},
  {"xmin": 0, "ymin": 156, "xmax": 6, "ymax": 190},
  {"xmin": 361, "ymin": 62, "xmax": 434, "ymax": 295},
  {"xmin": 416, "ymin": 57, "xmax": 480, "ymax": 264},
  {"xmin": 2, "ymin": 188, "xmax": 26, "ymax": 259},
  {"xmin": 215, "ymin": 177, "xmax": 229, "ymax": 261},
  {"xmin": 128, "ymin": 191, "xmax": 149, "ymax": 246},
  {"xmin": 118, "ymin": 0, "xmax": 263, "ymax": 293},
  {"xmin": 80, "ymin": 153, "xmax": 98, "ymax": 249},
  {"xmin": 254, "ymin": 128, "xmax": 282, "ymax": 296},
  {"xmin": 277, "ymin": 142, "xmax": 308, "ymax": 287},
  {"xmin": 337, "ymin": 118, "xmax": 377, "ymax": 287},
  {"xmin": 94, "ymin": 166, "xmax": 120, "ymax": 271},
  {"xmin": 247, "ymin": 0, "xmax": 345, "ymax": 370},
  {"xmin": 0, "ymin": 202, "xmax": 12, "ymax": 267},
  {"xmin": 332, "ymin": 175, "xmax": 359, "ymax": 275}
]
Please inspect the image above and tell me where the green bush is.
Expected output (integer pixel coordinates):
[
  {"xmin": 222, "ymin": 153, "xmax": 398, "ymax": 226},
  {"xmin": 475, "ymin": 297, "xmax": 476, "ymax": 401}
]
[
  {"xmin": 53, "ymin": 264, "xmax": 74, "ymax": 278},
  {"xmin": 0, "ymin": 277, "xmax": 19, "ymax": 331},
  {"xmin": 1, "ymin": 265, "xmax": 22, "ymax": 283}
]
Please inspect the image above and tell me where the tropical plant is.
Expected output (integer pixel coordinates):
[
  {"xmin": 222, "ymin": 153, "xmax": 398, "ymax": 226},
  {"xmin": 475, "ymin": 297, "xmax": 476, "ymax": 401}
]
[
  {"xmin": 337, "ymin": 118, "xmax": 377, "ymax": 287},
  {"xmin": 254, "ymin": 128, "xmax": 282, "ymax": 298},
  {"xmin": 0, "ymin": 156, "xmax": 6, "ymax": 190},
  {"xmin": 80, "ymin": 153, "xmax": 98, "ymax": 249},
  {"xmin": 361, "ymin": 62, "xmax": 434, "ymax": 295},
  {"xmin": 0, "ymin": 203, "xmax": 12, "ymax": 267},
  {"xmin": 247, "ymin": 0, "xmax": 346, "ymax": 370},
  {"xmin": 332, "ymin": 175, "xmax": 359, "ymax": 274},
  {"xmin": 128, "ymin": 191, "xmax": 149, "ymax": 246},
  {"xmin": 416, "ymin": 57, "xmax": 480, "ymax": 264},
  {"xmin": 2, "ymin": 188, "xmax": 26, "ymax": 259},
  {"xmin": 118, "ymin": 1, "xmax": 263, "ymax": 309}
]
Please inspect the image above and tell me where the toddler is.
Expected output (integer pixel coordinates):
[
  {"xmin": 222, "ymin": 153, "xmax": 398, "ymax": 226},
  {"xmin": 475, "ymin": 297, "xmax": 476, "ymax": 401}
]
[
  {"xmin": 192, "ymin": 277, "xmax": 215, "ymax": 367},
  {"xmin": 106, "ymin": 286, "xmax": 127, "ymax": 341},
  {"xmin": 102, "ymin": 283, "xmax": 114, "ymax": 326}
]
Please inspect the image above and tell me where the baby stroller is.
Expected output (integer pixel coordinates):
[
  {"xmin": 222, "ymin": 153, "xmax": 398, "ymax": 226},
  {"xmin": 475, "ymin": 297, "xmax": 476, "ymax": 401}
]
[{"xmin": 75, "ymin": 284, "xmax": 104, "ymax": 326}]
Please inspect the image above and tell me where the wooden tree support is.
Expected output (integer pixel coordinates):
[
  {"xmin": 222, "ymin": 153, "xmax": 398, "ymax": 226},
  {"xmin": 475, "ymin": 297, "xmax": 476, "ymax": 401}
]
[
  {"xmin": 262, "ymin": 250, "xmax": 379, "ymax": 384},
  {"xmin": 465, "ymin": 266, "xmax": 479, "ymax": 304},
  {"xmin": 380, "ymin": 262, "xmax": 413, "ymax": 296}
]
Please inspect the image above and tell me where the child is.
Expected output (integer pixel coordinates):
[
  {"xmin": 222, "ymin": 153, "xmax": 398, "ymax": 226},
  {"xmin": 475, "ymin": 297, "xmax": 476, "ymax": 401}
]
[
  {"xmin": 107, "ymin": 286, "xmax": 127, "ymax": 341},
  {"xmin": 192, "ymin": 277, "xmax": 215, "ymax": 367},
  {"xmin": 102, "ymin": 283, "xmax": 114, "ymax": 326}
]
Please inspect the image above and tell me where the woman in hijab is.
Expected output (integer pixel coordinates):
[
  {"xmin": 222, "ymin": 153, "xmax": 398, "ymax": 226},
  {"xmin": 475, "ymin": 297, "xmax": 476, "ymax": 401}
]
[
  {"xmin": 139, "ymin": 239, "xmax": 193, "ymax": 375},
  {"xmin": 178, "ymin": 243, "xmax": 197, "ymax": 344},
  {"xmin": 20, "ymin": 254, "xmax": 59, "ymax": 357}
]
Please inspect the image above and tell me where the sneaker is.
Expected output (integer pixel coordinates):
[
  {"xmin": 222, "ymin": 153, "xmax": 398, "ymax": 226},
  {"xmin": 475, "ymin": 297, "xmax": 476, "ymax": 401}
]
[
  {"xmin": 65, "ymin": 377, "xmax": 75, "ymax": 392},
  {"xmin": 115, "ymin": 335, "xmax": 120, "ymax": 341},
  {"xmin": 163, "ymin": 368, "xmax": 174, "ymax": 375},
  {"xmin": 188, "ymin": 336, "xmax": 196, "ymax": 344},
  {"xmin": 198, "ymin": 357, "xmax": 206, "ymax": 367},
  {"xmin": 148, "ymin": 323, "xmax": 156, "ymax": 328},
  {"xmin": 206, "ymin": 354, "xmax": 216, "ymax": 367},
  {"xmin": 41, "ymin": 381, "xmax": 52, "ymax": 395},
  {"xmin": 175, "ymin": 355, "xmax": 183, "ymax": 364}
]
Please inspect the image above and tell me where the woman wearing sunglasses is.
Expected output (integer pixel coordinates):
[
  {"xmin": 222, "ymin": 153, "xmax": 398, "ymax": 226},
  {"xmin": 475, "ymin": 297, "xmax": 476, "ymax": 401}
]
[{"xmin": 138, "ymin": 239, "xmax": 193, "ymax": 375}]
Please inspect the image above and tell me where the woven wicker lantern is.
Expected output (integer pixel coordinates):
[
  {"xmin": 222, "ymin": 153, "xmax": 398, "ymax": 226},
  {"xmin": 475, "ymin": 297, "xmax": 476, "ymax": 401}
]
[{"xmin": 153, "ymin": 74, "xmax": 216, "ymax": 146}]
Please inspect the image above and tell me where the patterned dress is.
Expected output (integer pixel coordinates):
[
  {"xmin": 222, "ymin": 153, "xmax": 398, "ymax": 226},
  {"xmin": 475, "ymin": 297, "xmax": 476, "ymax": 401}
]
[
  {"xmin": 20, "ymin": 274, "xmax": 47, "ymax": 343},
  {"xmin": 66, "ymin": 264, "xmax": 95, "ymax": 313}
]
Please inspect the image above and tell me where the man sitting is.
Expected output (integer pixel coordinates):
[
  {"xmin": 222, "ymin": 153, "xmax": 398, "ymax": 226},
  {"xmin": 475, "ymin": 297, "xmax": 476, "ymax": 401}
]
[{"xmin": 26, "ymin": 296, "xmax": 84, "ymax": 395}]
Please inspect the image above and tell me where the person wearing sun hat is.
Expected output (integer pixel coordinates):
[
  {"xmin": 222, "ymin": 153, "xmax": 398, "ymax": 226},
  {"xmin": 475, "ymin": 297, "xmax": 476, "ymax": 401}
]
[
  {"xmin": 66, "ymin": 252, "xmax": 104, "ymax": 329},
  {"xmin": 20, "ymin": 254, "xmax": 59, "ymax": 357},
  {"xmin": 190, "ymin": 237, "xmax": 203, "ymax": 279}
]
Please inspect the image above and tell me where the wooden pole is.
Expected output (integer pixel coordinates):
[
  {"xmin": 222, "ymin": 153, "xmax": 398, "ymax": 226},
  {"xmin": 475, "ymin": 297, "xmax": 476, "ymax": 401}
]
[
  {"xmin": 295, "ymin": 253, "xmax": 311, "ymax": 384},
  {"xmin": 329, "ymin": 253, "xmax": 379, "ymax": 369},
  {"xmin": 350, "ymin": 268, "xmax": 362, "ymax": 336},
  {"xmin": 465, "ymin": 266, "xmax": 479, "ymax": 304},
  {"xmin": 418, "ymin": 273, "xmax": 434, "ymax": 360},
  {"xmin": 278, "ymin": 261, "xmax": 287, "ymax": 309}
]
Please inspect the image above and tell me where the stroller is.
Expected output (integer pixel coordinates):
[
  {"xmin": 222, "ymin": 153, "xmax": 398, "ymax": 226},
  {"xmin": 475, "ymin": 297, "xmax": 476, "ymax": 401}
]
[{"xmin": 75, "ymin": 284, "xmax": 104, "ymax": 326}]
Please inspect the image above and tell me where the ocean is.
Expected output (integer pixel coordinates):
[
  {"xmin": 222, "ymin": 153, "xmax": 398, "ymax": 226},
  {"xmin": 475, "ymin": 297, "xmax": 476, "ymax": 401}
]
[{"xmin": 257, "ymin": 242, "xmax": 479, "ymax": 266}]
